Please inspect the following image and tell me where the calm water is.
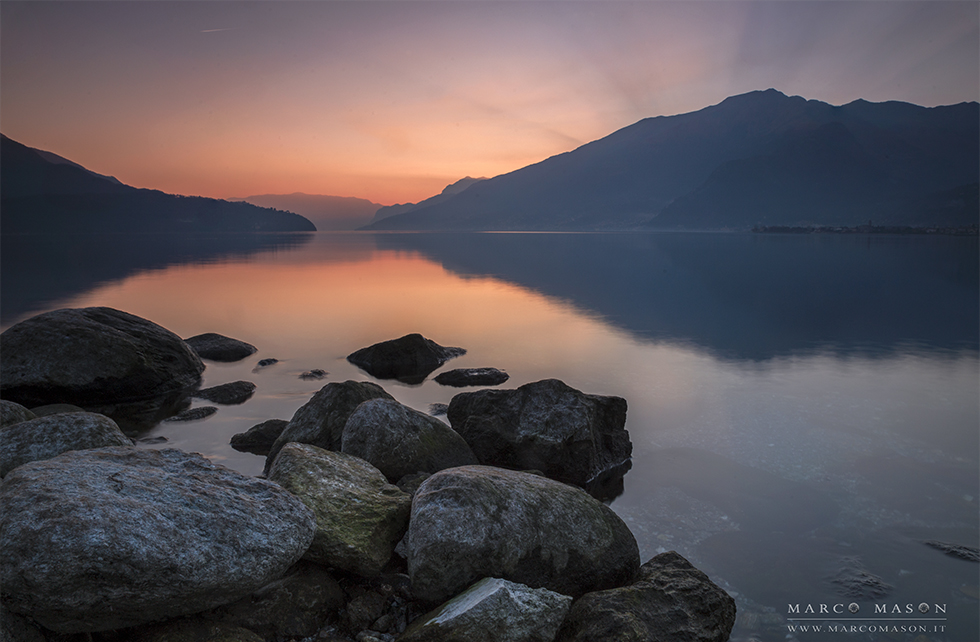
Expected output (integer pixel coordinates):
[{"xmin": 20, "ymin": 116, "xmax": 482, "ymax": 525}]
[{"xmin": 2, "ymin": 231, "xmax": 977, "ymax": 642}]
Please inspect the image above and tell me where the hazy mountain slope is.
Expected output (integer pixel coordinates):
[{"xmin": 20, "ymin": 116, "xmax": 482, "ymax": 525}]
[
  {"xmin": 365, "ymin": 90, "xmax": 979, "ymax": 231},
  {"xmin": 236, "ymin": 193, "xmax": 381, "ymax": 230},
  {"xmin": 370, "ymin": 176, "xmax": 487, "ymax": 223},
  {"xmin": 1, "ymin": 135, "xmax": 316, "ymax": 233}
]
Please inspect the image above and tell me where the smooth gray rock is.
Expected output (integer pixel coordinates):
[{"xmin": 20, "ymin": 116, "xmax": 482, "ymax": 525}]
[
  {"xmin": 230, "ymin": 419, "xmax": 289, "ymax": 456},
  {"xmin": 0, "ymin": 447, "xmax": 316, "ymax": 633},
  {"xmin": 0, "ymin": 307, "xmax": 205, "ymax": 408},
  {"xmin": 341, "ymin": 398, "xmax": 477, "ymax": 482},
  {"xmin": 268, "ymin": 443, "xmax": 412, "ymax": 577},
  {"xmin": 406, "ymin": 465, "xmax": 639, "ymax": 604},
  {"xmin": 434, "ymin": 367, "xmax": 509, "ymax": 387},
  {"xmin": 184, "ymin": 332, "xmax": 257, "ymax": 362},
  {"xmin": 193, "ymin": 381, "xmax": 256, "ymax": 405},
  {"xmin": 447, "ymin": 379, "xmax": 631, "ymax": 488},
  {"xmin": 399, "ymin": 577, "xmax": 571, "ymax": 642},
  {"xmin": 347, "ymin": 334, "xmax": 465, "ymax": 384},
  {"xmin": 555, "ymin": 551, "xmax": 737, "ymax": 642},
  {"xmin": 264, "ymin": 380, "xmax": 394, "ymax": 474},
  {"xmin": 0, "ymin": 400, "xmax": 35, "ymax": 427},
  {"xmin": 0, "ymin": 411, "xmax": 132, "ymax": 477}
]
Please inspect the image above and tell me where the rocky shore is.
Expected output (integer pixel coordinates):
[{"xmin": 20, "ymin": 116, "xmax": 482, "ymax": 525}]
[{"xmin": 0, "ymin": 307, "xmax": 736, "ymax": 642}]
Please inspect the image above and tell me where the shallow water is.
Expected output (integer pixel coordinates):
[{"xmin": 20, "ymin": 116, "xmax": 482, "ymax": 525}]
[{"xmin": 2, "ymin": 231, "xmax": 977, "ymax": 642}]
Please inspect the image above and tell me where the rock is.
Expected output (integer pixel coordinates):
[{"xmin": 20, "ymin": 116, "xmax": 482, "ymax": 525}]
[
  {"xmin": 347, "ymin": 589, "xmax": 388, "ymax": 631},
  {"xmin": 0, "ymin": 447, "xmax": 316, "ymax": 633},
  {"xmin": 139, "ymin": 436, "xmax": 169, "ymax": 444},
  {"xmin": 396, "ymin": 472, "xmax": 432, "ymax": 497},
  {"xmin": 1, "ymin": 603, "xmax": 46, "ymax": 642},
  {"xmin": 184, "ymin": 332, "xmax": 257, "ymax": 362},
  {"xmin": 192, "ymin": 381, "xmax": 256, "ymax": 405},
  {"xmin": 347, "ymin": 334, "xmax": 466, "ymax": 384},
  {"xmin": 341, "ymin": 399, "xmax": 477, "ymax": 482},
  {"xmin": 268, "ymin": 443, "xmax": 412, "ymax": 577},
  {"xmin": 0, "ymin": 400, "xmax": 35, "ymax": 427},
  {"xmin": 164, "ymin": 406, "xmax": 218, "ymax": 422},
  {"xmin": 406, "ymin": 465, "xmax": 639, "ymax": 604},
  {"xmin": 428, "ymin": 403, "xmax": 448, "ymax": 416},
  {"xmin": 0, "ymin": 411, "xmax": 132, "ymax": 477},
  {"xmin": 922, "ymin": 540, "xmax": 980, "ymax": 562},
  {"xmin": 256, "ymin": 358, "xmax": 279, "ymax": 368},
  {"xmin": 555, "ymin": 551, "xmax": 736, "ymax": 642},
  {"xmin": 0, "ymin": 307, "xmax": 205, "ymax": 408},
  {"xmin": 263, "ymin": 380, "xmax": 394, "ymax": 474},
  {"xmin": 831, "ymin": 557, "xmax": 893, "ymax": 599},
  {"xmin": 205, "ymin": 561, "xmax": 345, "ymax": 640},
  {"xmin": 300, "ymin": 369, "xmax": 329, "ymax": 380},
  {"xmin": 28, "ymin": 403, "xmax": 86, "ymax": 417},
  {"xmin": 230, "ymin": 419, "xmax": 289, "ymax": 456},
  {"xmin": 447, "ymin": 379, "xmax": 631, "ymax": 489},
  {"xmin": 434, "ymin": 368, "xmax": 509, "ymax": 388},
  {"xmin": 399, "ymin": 577, "xmax": 571, "ymax": 642},
  {"xmin": 128, "ymin": 618, "xmax": 265, "ymax": 642}
]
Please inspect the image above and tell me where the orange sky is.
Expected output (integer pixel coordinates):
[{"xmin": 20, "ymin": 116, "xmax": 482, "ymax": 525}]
[{"xmin": 2, "ymin": 1, "xmax": 977, "ymax": 205}]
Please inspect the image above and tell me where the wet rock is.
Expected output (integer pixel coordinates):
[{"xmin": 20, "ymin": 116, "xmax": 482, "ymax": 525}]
[
  {"xmin": 300, "ymin": 369, "xmax": 329, "ymax": 380},
  {"xmin": 192, "ymin": 381, "xmax": 256, "ymax": 405},
  {"xmin": 205, "ymin": 560, "xmax": 345, "ymax": 639},
  {"xmin": 447, "ymin": 379, "xmax": 631, "ymax": 489},
  {"xmin": 922, "ymin": 540, "xmax": 980, "ymax": 562},
  {"xmin": 256, "ymin": 358, "xmax": 279, "ymax": 368},
  {"xmin": 128, "ymin": 618, "xmax": 264, "ymax": 642},
  {"xmin": 555, "ymin": 551, "xmax": 736, "ymax": 642},
  {"xmin": 0, "ymin": 411, "xmax": 132, "ymax": 477},
  {"xmin": 341, "ymin": 398, "xmax": 477, "ymax": 482},
  {"xmin": 164, "ymin": 406, "xmax": 218, "ymax": 422},
  {"xmin": 230, "ymin": 419, "xmax": 289, "ymax": 456},
  {"xmin": 0, "ymin": 400, "xmax": 35, "ymax": 427},
  {"xmin": 831, "ymin": 557, "xmax": 893, "ymax": 599},
  {"xmin": 0, "ymin": 307, "xmax": 205, "ymax": 408},
  {"xmin": 400, "ymin": 577, "xmax": 571, "ymax": 642},
  {"xmin": 139, "ymin": 436, "xmax": 169, "ymax": 444},
  {"xmin": 29, "ymin": 403, "xmax": 87, "ymax": 417},
  {"xmin": 0, "ymin": 447, "xmax": 316, "ymax": 633},
  {"xmin": 184, "ymin": 332, "xmax": 257, "ymax": 363},
  {"xmin": 347, "ymin": 334, "xmax": 466, "ymax": 384},
  {"xmin": 406, "ymin": 465, "xmax": 639, "ymax": 604},
  {"xmin": 264, "ymin": 380, "xmax": 394, "ymax": 474},
  {"xmin": 434, "ymin": 368, "xmax": 509, "ymax": 388},
  {"xmin": 268, "ymin": 443, "xmax": 412, "ymax": 577}
]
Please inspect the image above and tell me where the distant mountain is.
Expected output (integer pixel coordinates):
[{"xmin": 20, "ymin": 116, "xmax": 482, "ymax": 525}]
[
  {"xmin": 234, "ymin": 193, "xmax": 382, "ymax": 231},
  {"xmin": 1, "ymin": 135, "xmax": 316, "ymax": 233},
  {"xmin": 365, "ymin": 90, "xmax": 979, "ymax": 231},
  {"xmin": 369, "ymin": 176, "xmax": 487, "ymax": 224}
]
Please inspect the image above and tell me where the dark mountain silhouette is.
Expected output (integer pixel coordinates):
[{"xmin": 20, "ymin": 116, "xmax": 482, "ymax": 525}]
[
  {"xmin": 234, "ymin": 193, "xmax": 382, "ymax": 231},
  {"xmin": 1, "ymin": 135, "xmax": 316, "ymax": 233},
  {"xmin": 365, "ymin": 90, "xmax": 979, "ymax": 231},
  {"xmin": 370, "ymin": 176, "xmax": 487, "ymax": 224}
]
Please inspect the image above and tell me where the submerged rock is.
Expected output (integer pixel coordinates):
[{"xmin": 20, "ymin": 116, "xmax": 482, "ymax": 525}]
[
  {"xmin": 256, "ymin": 358, "xmax": 279, "ymax": 368},
  {"xmin": 0, "ymin": 447, "xmax": 316, "ymax": 633},
  {"xmin": 264, "ymin": 380, "xmax": 394, "ymax": 474},
  {"xmin": 400, "ymin": 577, "xmax": 571, "ymax": 642},
  {"xmin": 0, "ymin": 307, "xmax": 205, "ymax": 408},
  {"xmin": 434, "ymin": 367, "xmax": 509, "ymax": 387},
  {"xmin": 230, "ymin": 419, "xmax": 289, "ymax": 456},
  {"xmin": 406, "ymin": 465, "xmax": 639, "ymax": 604},
  {"xmin": 347, "ymin": 334, "xmax": 466, "ymax": 384},
  {"xmin": 164, "ymin": 406, "xmax": 218, "ymax": 422},
  {"xmin": 0, "ymin": 400, "xmax": 35, "ymax": 427},
  {"xmin": 831, "ymin": 557, "xmax": 893, "ymax": 599},
  {"xmin": 299, "ymin": 369, "xmax": 329, "ymax": 380},
  {"xmin": 555, "ymin": 551, "xmax": 736, "ymax": 642},
  {"xmin": 184, "ymin": 332, "xmax": 257, "ymax": 363},
  {"xmin": 341, "ymin": 398, "xmax": 477, "ymax": 482},
  {"xmin": 267, "ymin": 443, "xmax": 412, "ymax": 577},
  {"xmin": 0, "ymin": 411, "xmax": 132, "ymax": 477},
  {"xmin": 193, "ymin": 381, "xmax": 256, "ymax": 405},
  {"xmin": 922, "ymin": 540, "xmax": 980, "ymax": 562},
  {"xmin": 447, "ymin": 379, "xmax": 631, "ymax": 489}
]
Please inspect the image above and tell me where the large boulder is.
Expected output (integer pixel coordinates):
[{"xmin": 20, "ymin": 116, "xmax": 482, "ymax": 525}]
[
  {"xmin": 347, "ymin": 334, "xmax": 465, "ymax": 384},
  {"xmin": 399, "ymin": 577, "xmax": 571, "ymax": 642},
  {"xmin": 0, "ymin": 447, "xmax": 316, "ymax": 633},
  {"xmin": 263, "ymin": 380, "xmax": 393, "ymax": 474},
  {"xmin": 0, "ymin": 400, "xmax": 35, "ymax": 427},
  {"xmin": 267, "ymin": 443, "xmax": 412, "ymax": 577},
  {"xmin": 0, "ymin": 307, "xmax": 205, "ymax": 408},
  {"xmin": 341, "ymin": 398, "xmax": 477, "ymax": 482},
  {"xmin": 555, "ymin": 551, "xmax": 737, "ymax": 642},
  {"xmin": 447, "ymin": 379, "xmax": 631, "ymax": 488},
  {"xmin": 183, "ymin": 332, "xmax": 257, "ymax": 362},
  {"xmin": 405, "ymin": 465, "xmax": 639, "ymax": 604},
  {"xmin": 0, "ymin": 411, "xmax": 132, "ymax": 477}
]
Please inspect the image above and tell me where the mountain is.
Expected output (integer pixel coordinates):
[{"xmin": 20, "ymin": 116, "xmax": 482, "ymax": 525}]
[
  {"xmin": 1, "ymin": 135, "xmax": 316, "ymax": 233},
  {"xmin": 370, "ymin": 176, "xmax": 487, "ymax": 224},
  {"xmin": 364, "ymin": 90, "xmax": 979, "ymax": 231},
  {"xmin": 234, "ymin": 193, "xmax": 382, "ymax": 231}
]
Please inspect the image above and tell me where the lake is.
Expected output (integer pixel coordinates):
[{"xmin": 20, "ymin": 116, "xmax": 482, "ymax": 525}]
[{"xmin": 2, "ymin": 231, "xmax": 977, "ymax": 642}]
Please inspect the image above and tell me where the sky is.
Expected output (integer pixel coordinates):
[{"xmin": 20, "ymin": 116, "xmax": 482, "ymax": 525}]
[{"xmin": 2, "ymin": 1, "xmax": 977, "ymax": 205}]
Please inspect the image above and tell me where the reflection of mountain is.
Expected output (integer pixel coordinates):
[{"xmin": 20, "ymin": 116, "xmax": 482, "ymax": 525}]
[
  {"xmin": 374, "ymin": 232, "xmax": 979, "ymax": 360},
  {"xmin": 1, "ymin": 135, "xmax": 316, "ymax": 233},
  {"xmin": 366, "ymin": 90, "xmax": 979, "ymax": 231},
  {"xmin": 0, "ymin": 233, "xmax": 313, "ymax": 326}
]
